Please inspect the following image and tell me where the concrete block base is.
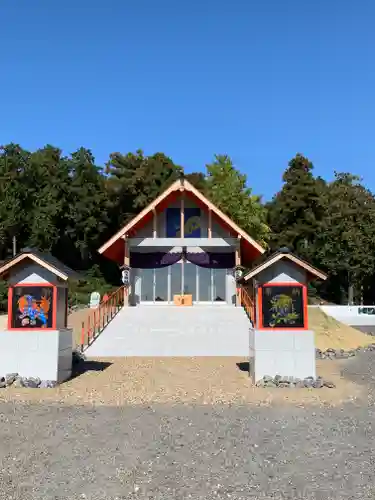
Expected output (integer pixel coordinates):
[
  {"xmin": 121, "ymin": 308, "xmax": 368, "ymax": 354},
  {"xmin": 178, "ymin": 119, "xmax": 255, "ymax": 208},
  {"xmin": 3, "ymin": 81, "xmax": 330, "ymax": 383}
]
[
  {"xmin": 0, "ymin": 329, "xmax": 73, "ymax": 383},
  {"xmin": 249, "ymin": 329, "xmax": 316, "ymax": 382}
]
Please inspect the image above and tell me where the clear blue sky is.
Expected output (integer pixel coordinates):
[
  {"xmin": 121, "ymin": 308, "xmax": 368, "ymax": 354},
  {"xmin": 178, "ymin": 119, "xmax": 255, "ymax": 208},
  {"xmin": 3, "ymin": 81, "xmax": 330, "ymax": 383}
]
[{"xmin": 1, "ymin": 0, "xmax": 374, "ymax": 200}]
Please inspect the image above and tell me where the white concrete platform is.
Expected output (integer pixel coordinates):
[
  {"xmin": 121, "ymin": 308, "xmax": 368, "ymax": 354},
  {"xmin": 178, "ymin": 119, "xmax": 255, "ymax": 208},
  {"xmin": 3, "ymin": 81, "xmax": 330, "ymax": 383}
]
[
  {"xmin": 0, "ymin": 329, "xmax": 73, "ymax": 382},
  {"xmin": 249, "ymin": 329, "xmax": 316, "ymax": 382},
  {"xmin": 85, "ymin": 305, "xmax": 250, "ymax": 357}
]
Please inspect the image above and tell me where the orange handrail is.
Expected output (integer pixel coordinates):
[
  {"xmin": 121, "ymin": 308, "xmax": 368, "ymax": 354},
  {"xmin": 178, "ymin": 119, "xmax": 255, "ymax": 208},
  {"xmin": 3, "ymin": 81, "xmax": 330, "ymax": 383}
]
[
  {"xmin": 80, "ymin": 285, "xmax": 125, "ymax": 351},
  {"xmin": 241, "ymin": 285, "xmax": 255, "ymax": 325}
]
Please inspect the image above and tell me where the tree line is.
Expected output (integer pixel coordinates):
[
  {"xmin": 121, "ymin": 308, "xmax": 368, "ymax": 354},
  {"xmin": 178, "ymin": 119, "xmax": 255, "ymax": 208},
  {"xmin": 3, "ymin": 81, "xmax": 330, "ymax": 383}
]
[{"xmin": 1, "ymin": 143, "xmax": 374, "ymax": 307}]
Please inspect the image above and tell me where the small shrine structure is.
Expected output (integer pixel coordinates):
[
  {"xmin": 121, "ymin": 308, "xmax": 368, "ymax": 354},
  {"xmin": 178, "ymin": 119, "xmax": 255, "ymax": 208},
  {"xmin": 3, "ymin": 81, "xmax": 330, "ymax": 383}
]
[
  {"xmin": 0, "ymin": 248, "xmax": 80, "ymax": 383},
  {"xmin": 241, "ymin": 247, "xmax": 327, "ymax": 382}
]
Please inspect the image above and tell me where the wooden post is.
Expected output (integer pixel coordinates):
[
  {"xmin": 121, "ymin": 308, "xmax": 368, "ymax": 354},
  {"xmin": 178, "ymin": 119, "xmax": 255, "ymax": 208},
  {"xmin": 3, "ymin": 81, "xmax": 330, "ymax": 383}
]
[
  {"xmin": 180, "ymin": 194, "xmax": 185, "ymax": 238},
  {"xmin": 124, "ymin": 236, "xmax": 130, "ymax": 306},
  {"xmin": 235, "ymin": 236, "xmax": 241, "ymax": 306},
  {"xmin": 208, "ymin": 208, "xmax": 212, "ymax": 238},
  {"xmin": 152, "ymin": 208, "xmax": 157, "ymax": 238},
  {"xmin": 124, "ymin": 236, "xmax": 130, "ymax": 267}
]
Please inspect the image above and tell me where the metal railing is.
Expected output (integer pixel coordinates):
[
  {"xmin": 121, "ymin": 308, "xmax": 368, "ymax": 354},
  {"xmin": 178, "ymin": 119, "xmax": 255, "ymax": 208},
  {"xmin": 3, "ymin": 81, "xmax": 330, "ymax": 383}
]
[
  {"xmin": 240, "ymin": 285, "xmax": 255, "ymax": 325},
  {"xmin": 80, "ymin": 286, "xmax": 125, "ymax": 351}
]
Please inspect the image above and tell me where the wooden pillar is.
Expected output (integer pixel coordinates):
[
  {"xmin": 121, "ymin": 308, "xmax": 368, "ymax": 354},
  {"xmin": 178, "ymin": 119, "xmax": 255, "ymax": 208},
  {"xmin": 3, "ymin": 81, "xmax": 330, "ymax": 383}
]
[
  {"xmin": 124, "ymin": 235, "xmax": 130, "ymax": 267},
  {"xmin": 208, "ymin": 208, "xmax": 212, "ymax": 238},
  {"xmin": 180, "ymin": 194, "xmax": 185, "ymax": 238},
  {"xmin": 235, "ymin": 236, "xmax": 241, "ymax": 306},
  {"xmin": 123, "ymin": 236, "xmax": 129, "ymax": 306},
  {"xmin": 152, "ymin": 208, "xmax": 157, "ymax": 238}
]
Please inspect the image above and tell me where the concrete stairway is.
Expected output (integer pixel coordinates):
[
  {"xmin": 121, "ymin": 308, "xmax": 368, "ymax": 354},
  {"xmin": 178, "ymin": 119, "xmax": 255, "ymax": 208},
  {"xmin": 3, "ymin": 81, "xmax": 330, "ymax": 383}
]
[{"xmin": 85, "ymin": 305, "xmax": 250, "ymax": 357}]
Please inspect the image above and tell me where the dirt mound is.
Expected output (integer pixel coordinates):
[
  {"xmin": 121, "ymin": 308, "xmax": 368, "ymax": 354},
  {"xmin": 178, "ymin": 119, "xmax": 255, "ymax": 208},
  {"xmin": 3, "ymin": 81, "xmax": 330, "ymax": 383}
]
[{"xmin": 309, "ymin": 306, "xmax": 373, "ymax": 351}]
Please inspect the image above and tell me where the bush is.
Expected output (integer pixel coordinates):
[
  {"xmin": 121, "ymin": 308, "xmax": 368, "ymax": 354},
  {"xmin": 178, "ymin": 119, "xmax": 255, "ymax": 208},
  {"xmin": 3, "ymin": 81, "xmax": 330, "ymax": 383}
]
[{"xmin": 68, "ymin": 265, "xmax": 117, "ymax": 308}]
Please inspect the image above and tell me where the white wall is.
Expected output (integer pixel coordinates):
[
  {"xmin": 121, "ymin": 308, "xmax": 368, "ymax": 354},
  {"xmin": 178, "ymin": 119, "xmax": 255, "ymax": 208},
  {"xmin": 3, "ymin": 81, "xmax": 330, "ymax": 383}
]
[
  {"xmin": 256, "ymin": 260, "xmax": 307, "ymax": 285},
  {"xmin": 0, "ymin": 329, "xmax": 72, "ymax": 382},
  {"xmin": 9, "ymin": 263, "xmax": 61, "ymax": 285},
  {"xmin": 313, "ymin": 305, "xmax": 375, "ymax": 328}
]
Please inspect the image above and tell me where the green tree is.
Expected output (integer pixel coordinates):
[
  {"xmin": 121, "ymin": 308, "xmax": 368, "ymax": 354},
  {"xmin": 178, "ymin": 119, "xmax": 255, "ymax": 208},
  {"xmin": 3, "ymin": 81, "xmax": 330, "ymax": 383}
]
[
  {"xmin": 316, "ymin": 173, "xmax": 375, "ymax": 304},
  {"xmin": 62, "ymin": 148, "xmax": 110, "ymax": 268},
  {"xmin": 0, "ymin": 144, "xmax": 28, "ymax": 259},
  {"xmin": 204, "ymin": 155, "xmax": 269, "ymax": 245},
  {"xmin": 22, "ymin": 145, "xmax": 70, "ymax": 251},
  {"xmin": 105, "ymin": 150, "xmax": 182, "ymax": 229},
  {"xmin": 267, "ymin": 154, "xmax": 326, "ymax": 262}
]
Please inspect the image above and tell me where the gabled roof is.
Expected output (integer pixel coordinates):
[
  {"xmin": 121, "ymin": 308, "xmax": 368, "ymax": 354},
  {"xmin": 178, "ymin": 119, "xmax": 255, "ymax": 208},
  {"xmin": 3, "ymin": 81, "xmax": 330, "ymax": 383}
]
[
  {"xmin": 243, "ymin": 247, "xmax": 327, "ymax": 281},
  {"xmin": 98, "ymin": 178, "xmax": 265, "ymax": 260},
  {"xmin": 0, "ymin": 248, "xmax": 81, "ymax": 281}
]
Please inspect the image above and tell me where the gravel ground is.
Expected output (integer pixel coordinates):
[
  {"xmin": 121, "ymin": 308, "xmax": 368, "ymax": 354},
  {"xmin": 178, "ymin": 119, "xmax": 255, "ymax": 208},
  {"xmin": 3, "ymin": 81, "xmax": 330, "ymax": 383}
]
[
  {"xmin": 0, "ymin": 352, "xmax": 373, "ymax": 500},
  {"xmin": 0, "ymin": 356, "xmax": 364, "ymax": 406}
]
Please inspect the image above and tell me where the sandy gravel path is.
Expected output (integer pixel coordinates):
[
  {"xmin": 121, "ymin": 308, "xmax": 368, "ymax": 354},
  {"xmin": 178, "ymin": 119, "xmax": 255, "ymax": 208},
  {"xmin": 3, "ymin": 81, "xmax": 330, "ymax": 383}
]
[{"xmin": 0, "ymin": 356, "xmax": 366, "ymax": 407}]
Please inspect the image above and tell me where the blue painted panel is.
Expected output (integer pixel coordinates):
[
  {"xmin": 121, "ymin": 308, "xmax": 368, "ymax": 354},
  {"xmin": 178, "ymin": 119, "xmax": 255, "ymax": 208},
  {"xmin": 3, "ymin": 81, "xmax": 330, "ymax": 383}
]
[{"xmin": 166, "ymin": 208, "xmax": 201, "ymax": 237}]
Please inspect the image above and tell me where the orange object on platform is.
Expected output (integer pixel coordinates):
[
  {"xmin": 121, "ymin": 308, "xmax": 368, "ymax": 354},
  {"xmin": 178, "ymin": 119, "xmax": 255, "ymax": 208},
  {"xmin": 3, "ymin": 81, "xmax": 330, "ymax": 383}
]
[{"xmin": 173, "ymin": 294, "xmax": 193, "ymax": 306}]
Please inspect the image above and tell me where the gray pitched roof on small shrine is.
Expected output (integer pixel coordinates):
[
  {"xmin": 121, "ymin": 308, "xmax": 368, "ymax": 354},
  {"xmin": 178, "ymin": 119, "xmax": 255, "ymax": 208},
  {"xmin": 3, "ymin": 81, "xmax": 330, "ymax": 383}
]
[
  {"xmin": 242, "ymin": 247, "xmax": 327, "ymax": 281},
  {"xmin": 26, "ymin": 248, "xmax": 81, "ymax": 279},
  {"xmin": 0, "ymin": 247, "xmax": 82, "ymax": 280}
]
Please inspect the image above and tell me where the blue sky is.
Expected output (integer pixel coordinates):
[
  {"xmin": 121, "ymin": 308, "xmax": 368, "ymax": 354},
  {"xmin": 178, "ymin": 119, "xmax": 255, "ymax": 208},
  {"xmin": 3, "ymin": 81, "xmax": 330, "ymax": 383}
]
[{"xmin": 1, "ymin": 0, "xmax": 374, "ymax": 200}]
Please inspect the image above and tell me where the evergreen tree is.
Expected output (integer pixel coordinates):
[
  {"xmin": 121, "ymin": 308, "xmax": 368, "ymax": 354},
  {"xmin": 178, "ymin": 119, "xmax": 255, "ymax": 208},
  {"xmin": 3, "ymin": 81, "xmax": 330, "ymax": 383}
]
[
  {"xmin": 205, "ymin": 155, "xmax": 269, "ymax": 245},
  {"xmin": 267, "ymin": 154, "xmax": 326, "ymax": 262}
]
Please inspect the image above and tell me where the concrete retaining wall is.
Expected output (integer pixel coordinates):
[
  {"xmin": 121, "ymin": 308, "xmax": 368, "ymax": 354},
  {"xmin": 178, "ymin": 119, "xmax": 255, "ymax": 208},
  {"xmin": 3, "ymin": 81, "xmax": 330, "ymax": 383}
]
[
  {"xmin": 249, "ymin": 329, "xmax": 316, "ymax": 382},
  {"xmin": 0, "ymin": 329, "xmax": 73, "ymax": 382}
]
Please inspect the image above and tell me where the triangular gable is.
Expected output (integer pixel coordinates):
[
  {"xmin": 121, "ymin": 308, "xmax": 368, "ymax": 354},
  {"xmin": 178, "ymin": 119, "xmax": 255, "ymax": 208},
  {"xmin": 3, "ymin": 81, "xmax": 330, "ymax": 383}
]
[
  {"xmin": 98, "ymin": 178, "xmax": 265, "ymax": 256},
  {"xmin": 243, "ymin": 249, "xmax": 327, "ymax": 281},
  {"xmin": 0, "ymin": 249, "xmax": 80, "ymax": 281}
]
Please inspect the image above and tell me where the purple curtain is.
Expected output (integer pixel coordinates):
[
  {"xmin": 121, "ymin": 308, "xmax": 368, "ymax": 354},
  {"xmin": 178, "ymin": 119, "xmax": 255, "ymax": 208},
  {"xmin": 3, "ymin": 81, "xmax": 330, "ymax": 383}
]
[
  {"xmin": 130, "ymin": 251, "xmax": 234, "ymax": 269},
  {"xmin": 130, "ymin": 252, "xmax": 182, "ymax": 269},
  {"xmin": 186, "ymin": 252, "xmax": 235, "ymax": 269}
]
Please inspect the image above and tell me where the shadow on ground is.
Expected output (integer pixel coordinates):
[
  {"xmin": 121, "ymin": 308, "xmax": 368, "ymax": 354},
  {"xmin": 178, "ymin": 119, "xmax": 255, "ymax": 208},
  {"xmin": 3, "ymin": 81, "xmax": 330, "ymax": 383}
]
[
  {"xmin": 70, "ymin": 360, "xmax": 112, "ymax": 380},
  {"xmin": 236, "ymin": 361, "xmax": 250, "ymax": 373}
]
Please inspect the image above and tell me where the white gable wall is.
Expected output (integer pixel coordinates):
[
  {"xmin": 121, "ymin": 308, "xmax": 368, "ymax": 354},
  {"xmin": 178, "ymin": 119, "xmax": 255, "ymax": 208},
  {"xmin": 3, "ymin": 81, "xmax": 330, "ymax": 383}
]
[
  {"xmin": 9, "ymin": 262, "xmax": 67, "ymax": 286},
  {"xmin": 255, "ymin": 260, "xmax": 307, "ymax": 285}
]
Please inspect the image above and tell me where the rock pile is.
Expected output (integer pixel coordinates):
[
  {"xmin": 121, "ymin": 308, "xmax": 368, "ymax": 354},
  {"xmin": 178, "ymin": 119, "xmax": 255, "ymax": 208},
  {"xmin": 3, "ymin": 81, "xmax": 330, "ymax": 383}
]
[
  {"xmin": 0, "ymin": 374, "xmax": 56, "ymax": 389},
  {"xmin": 316, "ymin": 344, "xmax": 375, "ymax": 360},
  {"xmin": 255, "ymin": 375, "xmax": 336, "ymax": 389}
]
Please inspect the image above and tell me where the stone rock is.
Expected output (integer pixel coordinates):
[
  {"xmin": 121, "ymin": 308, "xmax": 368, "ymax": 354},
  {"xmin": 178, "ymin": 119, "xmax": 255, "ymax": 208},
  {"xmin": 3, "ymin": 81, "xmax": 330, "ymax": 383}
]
[
  {"xmin": 264, "ymin": 381, "xmax": 277, "ymax": 388},
  {"xmin": 323, "ymin": 381, "xmax": 336, "ymax": 389},
  {"xmin": 255, "ymin": 379, "xmax": 265, "ymax": 388},
  {"xmin": 30, "ymin": 377, "xmax": 41, "ymax": 386},
  {"xmin": 24, "ymin": 378, "xmax": 39, "ymax": 388},
  {"xmin": 303, "ymin": 378, "xmax": 314, "ymax": 388},
  {"xmin": 279, "ymin": 376, "xmax": 292, "ymax": 384},
  {"xmin": 39, "ymin": 380, "xmax": 57, "ymax": 388},
  {"xmin": 313, "ymin": 379, "xmax": 324, "ymax": 389},
  {"xmin": 13, "ymin": 377, "xmax": 25, "ymax": 388},
  {"xmin": 5, "ymin": 373, "xmax": 18, "ymax": 386}
]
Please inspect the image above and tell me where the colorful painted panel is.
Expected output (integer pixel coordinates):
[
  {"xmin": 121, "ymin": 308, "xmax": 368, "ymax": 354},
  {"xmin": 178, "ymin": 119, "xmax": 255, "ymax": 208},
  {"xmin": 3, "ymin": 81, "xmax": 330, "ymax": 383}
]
[
  {"xmin": 262, "ymin": 285, "xmax": 304, "ymax": 328},
  {"xmin": 166, "ymin": 208, "xmax": 201, "ymax": 238},
  {"xmin": 12, "ymin": 286, "xmax": 53, "ymax": 328}
]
